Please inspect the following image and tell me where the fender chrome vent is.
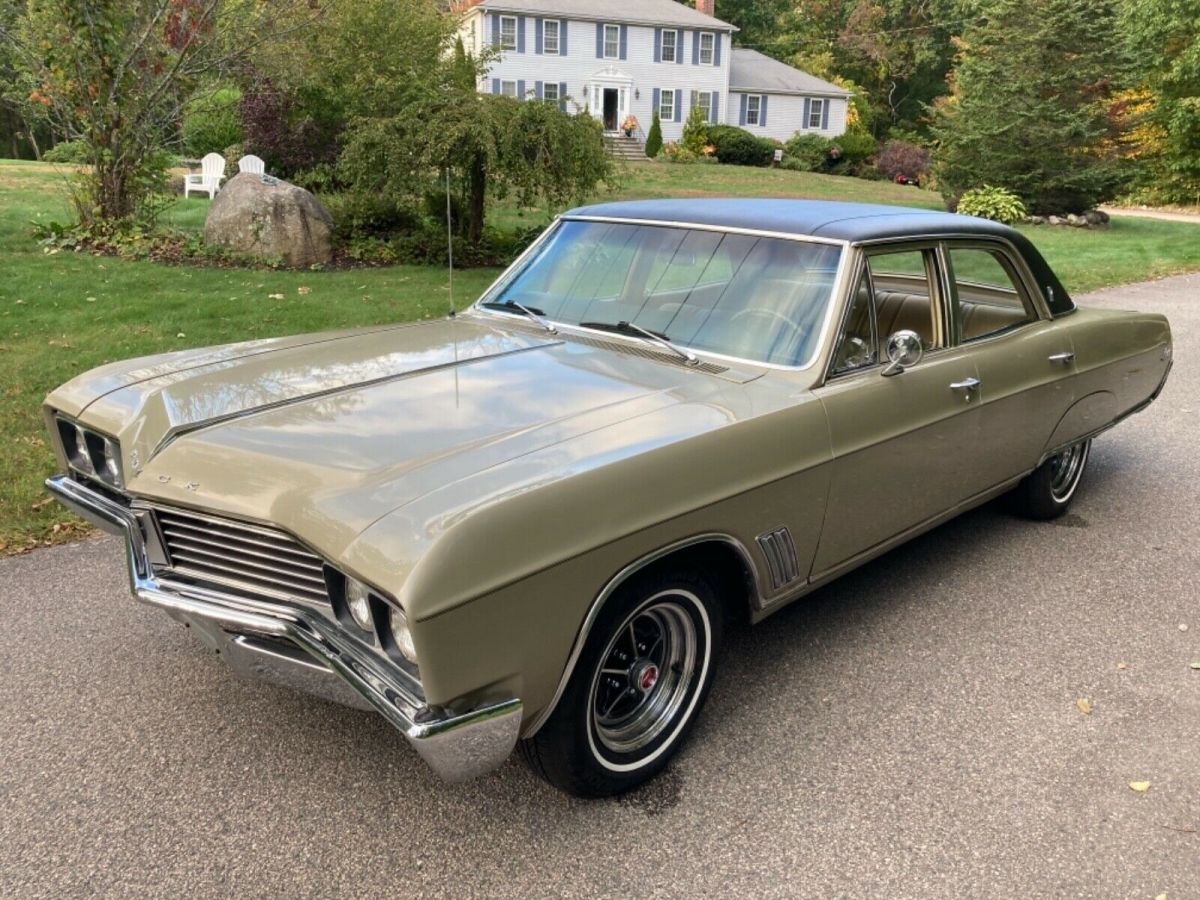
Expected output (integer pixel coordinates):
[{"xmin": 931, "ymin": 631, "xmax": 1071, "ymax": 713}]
[{"xmin": 757, "ymin": 526, "xmax": 800, "ymax": 590}]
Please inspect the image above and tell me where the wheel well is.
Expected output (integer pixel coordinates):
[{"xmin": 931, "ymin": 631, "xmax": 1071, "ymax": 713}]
[{"xmin": 636, "ymin": 539, "xmax": 758, "ymax": 624}]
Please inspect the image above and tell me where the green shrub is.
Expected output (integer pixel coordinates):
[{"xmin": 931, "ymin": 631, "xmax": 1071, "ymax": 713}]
[
  {"xmin": 680, "ymin": 104, "xmax": 709, "ymax": 155},
  {"xmin": 323, "ymin": 191, "xmax": 421, "ymax": 240},
  {"xmin": 705, "ymin": 125, "xmax": 774, "ymax": 166},
  {"xmin": 182, "ymin": 87, "xmax": 244, "ymax": 156},
  {"xmin": 827, "ymin": 129, "xmax": 879, "ymax": 175},
  {"xmin": 42, "ymin": 140, "xmax": 89, "ymax": 163},
  {"xmin": 645, "ymin": 112, "xmax": 663, "ymax": 158},
  {"xmin": 784, "ymin": 133, "xmax": 834, "ymax": 171},
  {"xmin": 221, "ymin": 143, "xmax": 244, "ymax": 173},
  {"xmin": 956, "ymin": 186, "xmax": 1027, "ymax": 225}
]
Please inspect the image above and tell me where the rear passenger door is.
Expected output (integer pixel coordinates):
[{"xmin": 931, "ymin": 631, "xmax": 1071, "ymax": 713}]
[
  {"xmin": 811, "ymin": 245, "xmax": 982, "ymax": 577},
  {"xmin": 944, "ymin": 242, "xmax": 1077, "ymax": 491}
]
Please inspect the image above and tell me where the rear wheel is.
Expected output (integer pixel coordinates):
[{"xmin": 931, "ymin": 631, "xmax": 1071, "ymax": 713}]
[
  {"xmin": 1008, "ymin": 438, "xmax": 1091, "ymax": 520},
  {"xmin": 520, "ymin": 567, "xmax": 722, "ymax": 797}
]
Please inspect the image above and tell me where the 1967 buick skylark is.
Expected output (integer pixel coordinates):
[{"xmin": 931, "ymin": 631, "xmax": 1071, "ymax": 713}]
[{"xmin": 45, "ymin": 200, "xmax": 1172, "ymax": 796}]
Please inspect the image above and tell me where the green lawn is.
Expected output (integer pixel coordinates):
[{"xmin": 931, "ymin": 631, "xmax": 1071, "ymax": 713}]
[{"xmin": 2, "ymin": 157, "xmax": 1199, "ymax": 550}]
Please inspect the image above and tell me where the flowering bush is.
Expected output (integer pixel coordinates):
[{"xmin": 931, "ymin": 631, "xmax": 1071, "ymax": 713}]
[
  {"xmin": 876, "ymin": 140, "xmax": 931, "ymax": 183},
  {"xmin": 621, "ymin": 114, "xmax": 639, "ymax": 135}
]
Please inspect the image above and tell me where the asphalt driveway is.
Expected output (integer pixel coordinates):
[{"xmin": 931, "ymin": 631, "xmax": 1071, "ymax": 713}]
[{"xmin": 2, "ymin": 274, "xmax": 1197, "ymax": 898}]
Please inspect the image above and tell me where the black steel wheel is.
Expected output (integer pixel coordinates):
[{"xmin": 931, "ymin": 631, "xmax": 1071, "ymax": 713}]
[
  {"xmin": 1008, "ymin": 438, "xmax": 1092, "ymax": 520},
  {"xmin": 521, "ymin": 567, "xmax": 722, "ymax": 796}
]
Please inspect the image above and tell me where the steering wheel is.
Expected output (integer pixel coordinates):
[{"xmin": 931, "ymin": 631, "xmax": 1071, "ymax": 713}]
[{"xmin": 729, "ymin": 307, "xmax": 806, "ymax": 334}]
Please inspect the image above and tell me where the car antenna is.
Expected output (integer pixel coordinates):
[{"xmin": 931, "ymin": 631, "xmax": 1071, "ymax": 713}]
[{"xmin": 445, "ymin": 168, "xmax": 456, "ymax": 319}]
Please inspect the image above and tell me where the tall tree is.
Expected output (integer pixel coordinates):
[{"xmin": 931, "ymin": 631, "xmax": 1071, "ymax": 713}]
[
  {"xmin": 1121, "ymin": 0, "xmax": 1200, "ymax": 204},
  {"xmin": 931, "ymin": 0, "xmax": 1127, "ymax": 213},
  {"xmin": 11, "ymin": 0, "xmax": 319, "ymax": 223}
]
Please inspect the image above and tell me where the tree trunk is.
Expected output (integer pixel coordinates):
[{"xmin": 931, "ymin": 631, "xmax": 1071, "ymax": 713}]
[{"xmin": 466, "ymin": 154, "xmax": 486, "ymax": 245}]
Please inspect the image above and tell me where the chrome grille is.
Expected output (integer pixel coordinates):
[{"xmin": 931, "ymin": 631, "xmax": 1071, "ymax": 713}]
[{"xmin": 151, "ymin": 506, "xmax": 329, "ymax": 605}]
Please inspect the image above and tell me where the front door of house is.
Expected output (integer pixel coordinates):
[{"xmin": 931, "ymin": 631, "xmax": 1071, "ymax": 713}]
[{"xmin": 603, "ymin": 88, "xmax": 619, "ymax": 131}]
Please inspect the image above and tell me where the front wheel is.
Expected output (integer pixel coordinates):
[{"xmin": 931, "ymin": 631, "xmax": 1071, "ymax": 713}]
[
  {"xmin": 1008, "ymin": 438, "xmax": 1091, "ymax": 520},
  {"xmin": 520, "ymin": 567, "xmax": 722, "ymax": 797}
]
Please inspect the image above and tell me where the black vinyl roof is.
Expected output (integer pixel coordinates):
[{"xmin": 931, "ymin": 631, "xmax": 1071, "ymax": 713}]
[{"xmin": 563, "ymin": 199, "xmax": 1074, "ymax": 314}]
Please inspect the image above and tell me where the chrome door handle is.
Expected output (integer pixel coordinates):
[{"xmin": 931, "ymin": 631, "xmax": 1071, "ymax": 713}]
[
  {"xmin": 1048, "ymin": 351, "xmax": 1076, "ymax": 364},
  {"xmin": 949, "ymin": 377, "xmax": 981, "ymax": 401}
]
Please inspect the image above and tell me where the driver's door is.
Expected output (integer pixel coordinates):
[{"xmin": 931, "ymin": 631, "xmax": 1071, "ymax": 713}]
[{"xmin": 811, "ymin": 245, "xmax": 982, "ymax": 577}]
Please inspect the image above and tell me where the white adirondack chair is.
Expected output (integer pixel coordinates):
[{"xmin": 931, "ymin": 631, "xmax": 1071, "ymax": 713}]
[
  {"xmin": 184, "ymin": 152, "xmax": 226, "ymax": 199},
  {"xmin": 237, "ymin": 154, "xmax": 265, "ymax": 175}
]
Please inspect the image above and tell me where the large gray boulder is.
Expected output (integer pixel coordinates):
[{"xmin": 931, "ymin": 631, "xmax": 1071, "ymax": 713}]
[{"xmin": 204, "ymin": 172, "xmax": 333, "ymax": 268}]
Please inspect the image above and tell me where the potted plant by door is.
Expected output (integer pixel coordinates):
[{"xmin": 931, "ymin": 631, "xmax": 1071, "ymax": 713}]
[{"xmin": 621, "ymin": 114, "xmax": 639, "ymax": 138}]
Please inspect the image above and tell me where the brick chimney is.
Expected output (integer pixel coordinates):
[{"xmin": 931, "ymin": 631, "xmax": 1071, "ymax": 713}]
[{"xmin": 696, "ymin": 0, "xmax": 715, "ymax": 17}]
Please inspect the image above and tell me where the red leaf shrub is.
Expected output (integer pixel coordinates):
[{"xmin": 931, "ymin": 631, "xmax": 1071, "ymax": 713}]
[{"xmin": 876, "ymin": 140, "xmax": 931, "ymax": 182}]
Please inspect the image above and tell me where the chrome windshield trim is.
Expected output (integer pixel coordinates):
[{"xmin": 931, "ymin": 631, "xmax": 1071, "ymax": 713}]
[{"xmin": 472, "ymin": 217, "xmax": 851, "ymax": 374}]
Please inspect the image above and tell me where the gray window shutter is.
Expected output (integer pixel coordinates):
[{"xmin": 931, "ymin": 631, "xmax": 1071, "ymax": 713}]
[
  {"xmin": 559, "ymin": 82, "xmax": 567, "ymax": 111},
  {"xmin": 652, "ymin": 88, "xmax": 660, "ymax": 118},
  {"xmin": 492, "ymin": 78, "xmax": 500, "ymax": 95},
  {"xmin": 760, "ymin": 95, "xmax": 768, "ymax": 126},
  {"xmin": 517, "ymin": 16, "xmax": 525, "ymax": 53},
  {"xmin": 714, "ymin": 33, "xmax": 722, "ymax": 66},
  {"xmin": 821, "ymin": 100, "xmax": 830, "ymax": 129},
  {"xmin": 653, "ymin": 28, "xmax": 661, "ymax": 63},
  {"xmin": 675, "ymin": 91, "xmax": 681, "ymax": 122},
  {"xmin": 692, "ymin": 31, "xmax": 699, "ymax": 64},
  {"xmin": 676, "ymin": 30, "xmax": 683, "ymax": 64},
  {"xmin": 690, "ymin": 89, "xmax": 697, "ymax": 112},
  {"xmin": 739, "ymin": 93, "xmax": 747, "ymax": 126},
  {"xmin": 803, "ymin": 98, "xmax": 811, "ymax": 129},
  {"xmin": 595, "ymin": 23, "xmax": 603, "ymax": 57},
  {"xmin": 517, "ymin": 79, "xmax": 526, "ymax": 99},
  {"xmin": 560, "ymin": 21, "xmax": 568, "ymax": 55},
  {"xmin": 535, "ymin": 18, "xmax": 543, "ymax": 54},
  {"xmin": 619, "ymin": 25, "xmax": 627, "ymax": 60},
  {"xmin": 711, "ymin": 90, "xmax": 719, "ymax": 123},
  {"xmin": 490, "ymin": 13, "xmax": 499, "ymax": 47},
  {"xmin": 535, "ymin": 80, "xmax": 543, "ymax": 99}
]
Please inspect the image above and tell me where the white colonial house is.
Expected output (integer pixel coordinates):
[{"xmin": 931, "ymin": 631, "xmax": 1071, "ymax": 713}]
[{"xmin": 454, "ymin": 0, "xmax": 850, "ymax": 147}]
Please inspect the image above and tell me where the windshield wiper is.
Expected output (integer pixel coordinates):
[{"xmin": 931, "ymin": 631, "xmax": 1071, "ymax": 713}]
[
  {"xmin": 481, "ymin": 301, "xmax": 557, "ymax": 334},
  {"xmin": 578, "ymin": 320, "xmax": 698, "ymax": 366}
]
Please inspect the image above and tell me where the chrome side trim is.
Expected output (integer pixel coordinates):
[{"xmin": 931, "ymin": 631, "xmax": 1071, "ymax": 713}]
[
  {"xmin": 523, "ymin": 532, "xmax": 762, "ymax": 737},
  {"xmin": 45, "ymin": 475, "xmax": 523, "ymax": 783}
]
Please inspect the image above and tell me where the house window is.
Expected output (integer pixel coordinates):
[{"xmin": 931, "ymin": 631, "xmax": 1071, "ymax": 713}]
[
  {"xmin": 699, "ymin": 32, "xmax": 715, "ymax": 65},
  {"xmin": 603, "ymin": 23, "xmax": 619, "ymax": 59},
  {"xmin": 661, "ymin": 29, "xmax": 677, "ymax": 62},
  {"xmin": 500, "ymin": 79, "xmax": 518, "ymax": 98},
  {"xmin": 543, "ymin": 19, "xmax": 560, "ymax": 55},
  {"xmin": 809, "ymin": 98, "xmax": 824, "ymax": 129},
  {"xmin": 659, "ymin": 88, "xmax": 676, "ymax": 121},
  {"xmin": 499, "ymin": 16, "xmax": 517, "ymax": 50},
  {"xmin": 697, "ymin": 91, "xmax": 712, "ymax": 121},
  {"xmin": 542, "ymin": 82, "xmax": 559, "ymax": 103},
  {"xmin": 746, "ymin": 94, "xmax": 761, "ymax": 126}
]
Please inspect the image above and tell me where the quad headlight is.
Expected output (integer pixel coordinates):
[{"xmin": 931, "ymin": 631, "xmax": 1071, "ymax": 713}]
[
  {"xmin": 388, "ymin": 606, "xmax": 418, "ymax": 665},
  {"xmin": 345, "ymin": 577, "xmax": 374, "ymax": 631},
  {"xmin": 339, "ymin": 574, "xmax": 418, "ymax": 668},
  {"xmin": 56, "ymin": 416, "xmax": 123, "ymax": 489}
]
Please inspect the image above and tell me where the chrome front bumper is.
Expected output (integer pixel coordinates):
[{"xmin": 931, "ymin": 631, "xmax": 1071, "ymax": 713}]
[{"xmin": 45, "ymin": 475, "xmax": 522, "ymax": 782}]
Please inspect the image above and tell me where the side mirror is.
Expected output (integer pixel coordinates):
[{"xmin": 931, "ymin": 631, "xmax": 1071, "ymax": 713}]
[{"xmin": 882, "ymin": 329, "xmax": 924, "ymax": 376}]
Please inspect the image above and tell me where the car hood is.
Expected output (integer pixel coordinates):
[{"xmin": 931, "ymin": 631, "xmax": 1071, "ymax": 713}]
[{"xmin": 56, "ymin": 315, "xmax": 779, "ymax": 563}]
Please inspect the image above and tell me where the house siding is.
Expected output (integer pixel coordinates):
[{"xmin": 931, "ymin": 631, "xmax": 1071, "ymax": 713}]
[
  {"xmin": 459, "ymin": 9, "xmax": 847, "ymax": 146},
  {"xmin": 729, "ymin": 91, "xmax": 847, "ymax": 142},
  {"xmin": 463, "ymin": 10, "xmax": 729, "ymax": 143}
]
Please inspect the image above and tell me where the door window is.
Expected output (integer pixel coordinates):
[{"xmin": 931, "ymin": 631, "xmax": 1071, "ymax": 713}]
[
  {"xmin": 947, "ymin": 246, "xmax": 1034, "ymax": 342},
  {"xmin": 863, "ymin": 248, "xmax": 938, "ymax": 353},
  {"xmin": 830, "ymin": 272, "xmax": 877, "ymax": 374}
]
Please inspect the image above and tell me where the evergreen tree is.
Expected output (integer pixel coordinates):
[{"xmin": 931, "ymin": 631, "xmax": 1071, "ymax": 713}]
[
  {"xmin": 931, "ymin": 0, "xmax": 1126, "ymax": 213},
  {"xmin": 645, "ymin": 111, "xmax": 663, "ymax": 158}
]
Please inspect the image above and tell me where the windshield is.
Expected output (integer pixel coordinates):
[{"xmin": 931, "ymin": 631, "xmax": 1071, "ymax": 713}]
[{"xmin": 482, "ymin": 220, "xmax": 844, "ymax": 367}]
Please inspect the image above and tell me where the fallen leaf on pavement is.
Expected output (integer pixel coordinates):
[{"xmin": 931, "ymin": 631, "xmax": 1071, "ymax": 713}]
[
  {"xmin": 1180, "ymin": 624, "xmax": 1189, "ymax": 632},
  {"xmin": 1189, "ymin": 661, "xmax": 1200, "ymax": 670},
  {"xmin": 1076, "ymin": 698, "xmax": 1093, "ymax": 715},
  {"xmin": 1117, "ymin": 662, "xmax": 1129, "ymax": 670},
  {"xmin": 1129, "ymin": 781, "xmax": 1152, "ymax": 793}
]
